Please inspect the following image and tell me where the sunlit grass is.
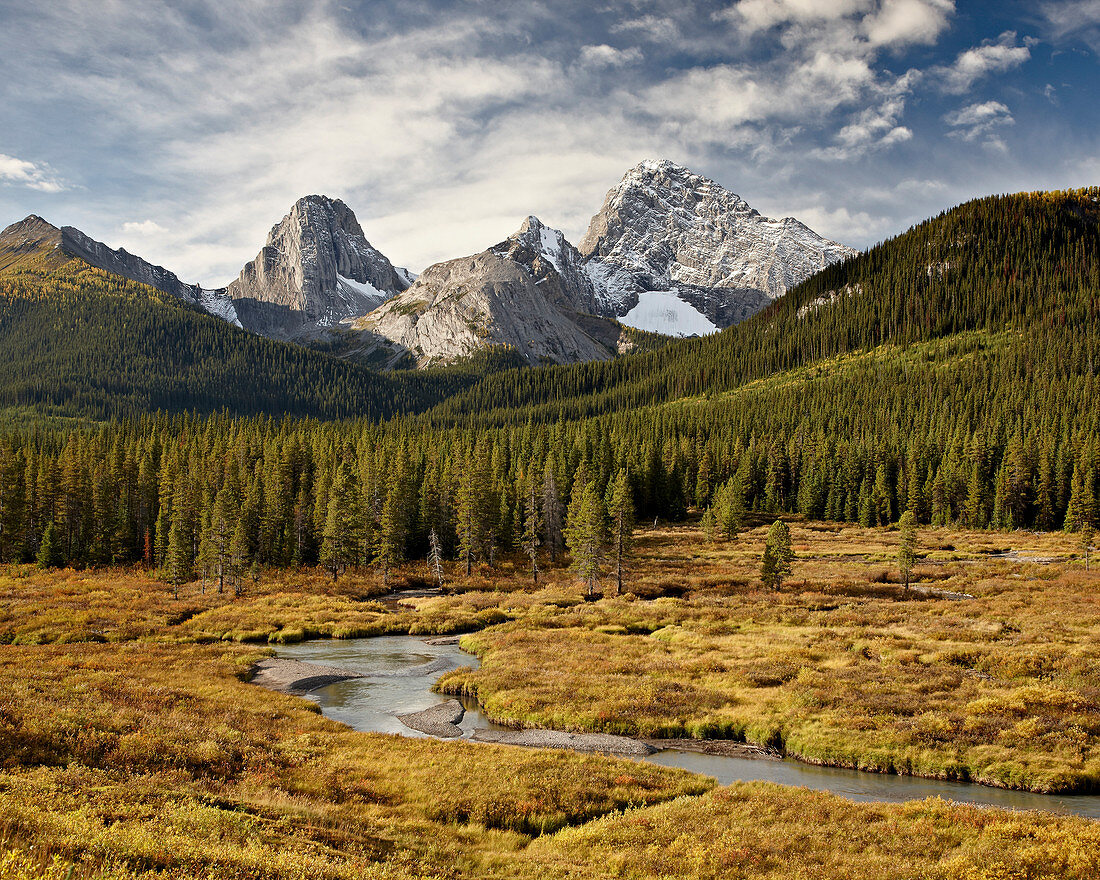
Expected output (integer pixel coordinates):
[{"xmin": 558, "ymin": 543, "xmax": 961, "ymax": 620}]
[{"xmin": 1, "ymin": 521, "xmax": 1097, "ymax": 877}]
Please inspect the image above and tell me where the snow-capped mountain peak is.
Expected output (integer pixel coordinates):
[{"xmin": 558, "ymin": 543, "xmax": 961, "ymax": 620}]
[{"xmin": 578, "ymin": 159, "xmax": 857, "ymax": 331}]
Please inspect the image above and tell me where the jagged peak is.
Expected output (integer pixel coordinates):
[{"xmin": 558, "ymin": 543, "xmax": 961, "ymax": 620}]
[
  {"xmin": 267, "ymin": 194, "xmax": 365, "ymax": 243},
  {"xmin": 626, "ymin": 158, "xmax": 692, "ymax": 177},
  {"xmin": 2, "ymin": 214, "xmax": 60, "ymax": 239},
  {"xmin": 290, "ymin": 193, "xmax": 349, "ymax": 212},
  {"xmin": 517, "ymin": 214, "xmax": 547, "ymax": 234}
]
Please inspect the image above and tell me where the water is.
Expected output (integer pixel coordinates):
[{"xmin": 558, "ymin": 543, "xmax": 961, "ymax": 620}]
[
  {"xmin": 277, "ymin": 635, "xmax": 1100, "ymax": 819},
  {"xmin": 278, "ymin": 636, "xmax": 507, "ymax": 738}
]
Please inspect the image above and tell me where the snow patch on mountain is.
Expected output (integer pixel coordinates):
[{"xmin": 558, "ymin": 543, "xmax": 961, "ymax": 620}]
[
  {"xmin": 621, "ymin": 291, "xmax": 718, "ymax": 337},
  {"xmin": 200, "ymin": 288, "xmax": 241, "ymax": 327}
]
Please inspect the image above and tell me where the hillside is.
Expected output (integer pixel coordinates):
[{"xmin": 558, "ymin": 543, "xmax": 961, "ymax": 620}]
[
  {"xmin": 426, "ymin": 189, "xmax": 1100, "ymax": 424},
  {"xmin": 0, "ymin": 232, "xmax": 479, "ymax": 420}
]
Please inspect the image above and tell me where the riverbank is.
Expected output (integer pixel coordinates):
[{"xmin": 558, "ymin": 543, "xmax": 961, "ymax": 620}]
[{"xmin": 249, "ymin": 657, "xmax": 364, "ymax": 693}]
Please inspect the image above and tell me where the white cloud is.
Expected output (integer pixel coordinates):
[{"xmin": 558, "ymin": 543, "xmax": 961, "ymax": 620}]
[
  {"xmin": 640, "ymin": 50, "xmax": 878, "ymax": 142},
  {"xmin": 814, "ymin": 95, "xmax": 913, "ymax": 160},
  {"xmin": 721, "ymin": 0, "xmax": 954, "ymax": 48},
  {"xmin": 577, "ymin": 44, "xmax": 643, "ymax": 68},
  {"xmin": 944, "ymin": 100, "xmax": 1013, "ymax": 149},
  {"xmin": 120, "ymin": 220, "xmax": 166, "ymax": 235},
  {"xmin": 1041, "ymin": 0, "xmax": 1100, "ymax": 48},
  {"xmin": 609, "ymin": 14, "xmax": 680, "ymax": 43},
  {"xmin": 723, "ymin": 0, "xmax": 873, "ymax": 31},
  {"xmin": 0, "ymin": 154, "xmax": 67, "ymax": 193},
  {"xmin": 861, "ymin": 0, "xmax": 954, "ymax": 47},
  {"xmin": 935, "ymin": 32, "xmax": 1031, "ymax": 93}
]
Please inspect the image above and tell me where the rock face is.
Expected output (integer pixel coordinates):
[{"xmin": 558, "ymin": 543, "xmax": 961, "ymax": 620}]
[
  {"xmin": 0, "ymin": 215, "xmax": 241, "ymax": 326},
  {"xmin": 227, "ymin": 195, "xmax": 411, "ymax": 339},
  {"xmin": 2, "ymin": 161, "xmax": 860, "ymax": 367},
  {"xmin": 579, "ymin": 159, "xmax": 858, "ymax": 333},
  {"xmin": 351, "ymin": 217, "xmax": 625, "ymax": 368}
]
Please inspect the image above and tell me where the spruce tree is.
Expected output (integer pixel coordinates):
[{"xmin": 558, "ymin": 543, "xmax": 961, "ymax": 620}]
[
  {"xmin": 607, "ymin": 469, "xmax": 635, "ymax": 596},
  {"xmin": 320, "ymin": 461, "xmax": 362, "ymax": 582},
  {"xmin": 35, "ymin": 520, "xmax": 64, "ymax": 569},
  {"xmin": 542, "ymin": 460, "xmax": 564, "ymax": 563},
  {"xmin": 520, "ymin": 471, "xmax": 542, "ymax": 584},
  {"xmin": 427, "ymin": 527, "xmax": 445, "ymax": 590},
  {"xmin": 760, "ymin": 519, "xmax": 793, "ymax": 591},
  {"xmin": 565, "ymin": 482, "xmax": 606, "ymax": 598},
  {"xmin": 898, "ymin": 509, "xmax": 917, "ymax": 592}
]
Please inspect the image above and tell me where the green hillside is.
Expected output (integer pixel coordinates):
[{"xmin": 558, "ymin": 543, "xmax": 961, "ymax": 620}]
[
  {"xmin": 427, "ymin": 189, "xmax": 1100, "ymax": 424},
  {"xmin": 0, "ymin": 248, "xmax": 488, "ymax": 420}
]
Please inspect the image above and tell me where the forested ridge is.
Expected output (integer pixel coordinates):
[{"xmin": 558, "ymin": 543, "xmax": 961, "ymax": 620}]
[
  {"xmin": 0, "ymin": 190, "xmax": 1098, "ymax": 577},
  {"xmin": 422, "ymin": 189, "xmax": 1100, "ymax": 424},
  {"xmin": 0, "ymin": 251, "xmax": 505, "ymax": 420}
]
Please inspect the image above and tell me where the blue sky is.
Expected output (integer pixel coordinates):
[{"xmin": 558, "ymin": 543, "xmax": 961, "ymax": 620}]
[{"xmin": 1, "ymin": 0, "xmax": 1098, "ymax": 286}]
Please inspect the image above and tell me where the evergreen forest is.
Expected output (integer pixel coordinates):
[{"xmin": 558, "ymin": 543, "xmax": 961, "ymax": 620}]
[{"xmin": 1, "ymin": 189, "xmax": 1099, "ymax": 577}]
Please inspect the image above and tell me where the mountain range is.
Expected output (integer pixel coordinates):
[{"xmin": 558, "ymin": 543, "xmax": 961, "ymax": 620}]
[{"xmin": 0, "ymin": 160, "xmax": 855, "ymax": 369}]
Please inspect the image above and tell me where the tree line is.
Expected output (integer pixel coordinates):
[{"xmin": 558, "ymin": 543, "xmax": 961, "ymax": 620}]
[{"xmin": 0, "ymin": 401, "xmax": 1095, "ymax": 583}]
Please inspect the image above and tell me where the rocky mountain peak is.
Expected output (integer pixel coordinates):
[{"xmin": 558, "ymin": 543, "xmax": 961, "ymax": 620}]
[
  {"xmin": 488, "ymin": 215, "xmax": 602, "ymax": 316},
  {"xmin": 578, "ymin": 159, "xmax": 857, "ymax": 331},
  {"xmin": 0, "ymin": 215, "xmax": 65, "ymax": 272},
  {"xmin": 227, "ymin": 194, "xmax": 411, "ymax": 339}
]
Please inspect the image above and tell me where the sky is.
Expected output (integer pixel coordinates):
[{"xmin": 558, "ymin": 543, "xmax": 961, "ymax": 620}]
[{"xmin": 1, "ymin": 0, "xmax": 1099, "ymax": 287}]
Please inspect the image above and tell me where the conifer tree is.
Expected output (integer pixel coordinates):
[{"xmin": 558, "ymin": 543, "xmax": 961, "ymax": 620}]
[
  {"xmin": 542, "ymin": 460, "xmax": 564, "ymax": 563},
  {"xmin": 760, "ymin": 519, "xmax": 793, "ymax": 591},
  {"xmin": 565, "ymin": 481, "xmax": 605, "ymax": 598},
  {"xmin": 320, "ymin": 461, "xmax": 362, "ymax": 582},
  {"xmin": 520, "ymin": 471, "xmax": 542, "ymax": 584},
  {"xmin": 607, "ymin": 468, "xmax": 635, "ymax": 596},
  {"xmin": 36, "ymin": 520, "xmax": 64, "ymax": 569},
  {"xmin": 163, "ymin": 503, "xmax": 193, "ymax": 599},
  {"xmin": 898, "ymin": 509, "xmax": 917, "ymax": 592},
  {"xmin": 427, "ymin": 527, "xmax": 445, "ymax": 589}
]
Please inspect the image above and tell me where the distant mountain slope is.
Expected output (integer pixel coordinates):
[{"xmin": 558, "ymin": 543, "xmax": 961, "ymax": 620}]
[
  {"xmin": 579, "ymin": 159, "xmax": 857, "ymax": 332},
  {"xmin": 0, "ymin": 226, "xmax": 475, "ymax": 419},
  {"xmin": 0, "ymin": 215, "xmax": 240, "ymax": 324},
  {"xmin": 228, "ymin": 195, "xmax": 412, "ymax": 339},
  {"xmin": 424, "ymin": 188, "xmax": 1100, "ymax": 425},
  {"xmin": 350, "ymin": 216, "xmax": 633, "ymax": 368}
]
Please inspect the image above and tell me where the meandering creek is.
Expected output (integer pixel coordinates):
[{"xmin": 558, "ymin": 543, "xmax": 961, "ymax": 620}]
[{"xmin": 277, "ymin": 635, "xmax": 1100, "ymax": 819}]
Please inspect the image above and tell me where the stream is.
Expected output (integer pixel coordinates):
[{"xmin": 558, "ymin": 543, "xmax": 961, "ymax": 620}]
[{"xmin": 277, "ymin": 635, "xmax": 1100, "ymax": 819}]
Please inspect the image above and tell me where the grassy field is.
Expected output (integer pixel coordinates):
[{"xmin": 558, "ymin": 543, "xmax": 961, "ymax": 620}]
[
  {"xmin": 436, "ymin": 522, "xmax": 1100, "ymax": 793},
  {"xmin": 0, "ymin": 520, "xmax": 1098, "ymax": 878}
]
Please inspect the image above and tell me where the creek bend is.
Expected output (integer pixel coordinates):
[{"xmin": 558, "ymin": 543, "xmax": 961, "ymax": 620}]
[{"xmin": 276, "ymin": 635, "xmax": 1100, "ymax": 820}]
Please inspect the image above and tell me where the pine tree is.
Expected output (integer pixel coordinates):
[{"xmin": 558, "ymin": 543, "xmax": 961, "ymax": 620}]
[
  {"xmin": 320, "ymin": 461, "xmax": 362, "ymax": 582},
  {"xmin": 606, "ymin": 468, "xmax": 635, "ymax": 596},
  {"xmin": 565, "ymin": 481, "xmax": 605, "ymax": 598},
  {"xmin": 520, "ymin": 471, "xmax": 542, "ymax": 584},
  {"xmin": 375, "ymin": 458, "xmax": 412, "ymax": 585},
  {"xmin": 1064, "ymin": 459, "xmax": 1096, "ymax": 531},
  {"xmin": 1082, "ymin": 522, "xmax": 1095, "ymax": 572},
  {"xmin": 898, "ymin": 509, "xmax": 917, "ymax": 592},
  {"xmin": 542, "ymin": 460, "xmax": 564, "ymax": 563},
  {"xmin": 760, "ymin": 519, "xmax": 793, "ymax": 591},
  {"xmin": 427, "ymin": 527, "xmax": 445, "ymax": 590},
  {"xmin": 713, "ymin": 476, "xmax": 744, "ymax": 540},
  {"xmin": 35, "ymin": 520, "xmax": 64, "ymax": 569},
  {"xmin": 701, "ymin": 504, "xmax": 716, "ymax": 542},
  {"xmin": 163, "ymin": 504, "xmax": 193, "ymax": 599}
]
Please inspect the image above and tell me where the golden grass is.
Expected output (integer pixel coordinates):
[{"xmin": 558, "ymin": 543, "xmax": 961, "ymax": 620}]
[
  {"xmin": 516, "ymin": 783, "xmax": 1100, "ymax": 880},
  {"xmin": 433, "ymin": 522, "xmax": 1100, "ymax": 792},
  {"xmin": 0, "ymin": 522, "xmax": 1097, "ymax": 877}
]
